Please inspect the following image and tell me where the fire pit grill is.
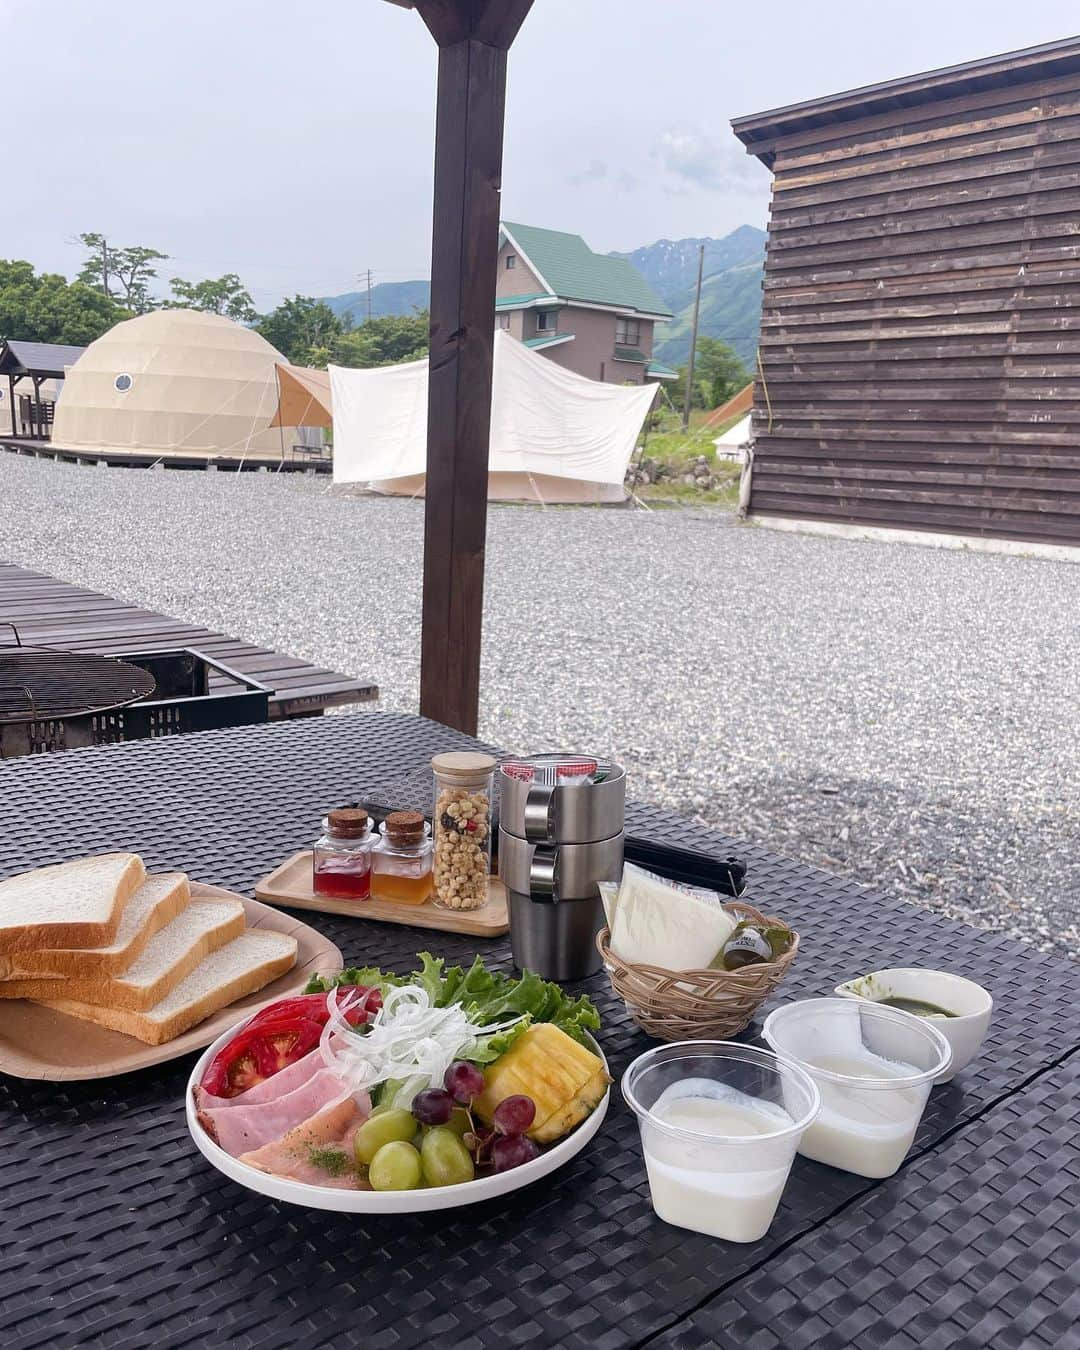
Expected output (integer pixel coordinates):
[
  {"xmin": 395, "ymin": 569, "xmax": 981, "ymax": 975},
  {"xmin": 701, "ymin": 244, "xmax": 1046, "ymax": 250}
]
[
  {"xmin": 0, "ymin": 626, "xmax": 269, "ymax": 757},
  {"xmin": 0, "ymin": 631, "xmax": 156, "ymax": 722}
]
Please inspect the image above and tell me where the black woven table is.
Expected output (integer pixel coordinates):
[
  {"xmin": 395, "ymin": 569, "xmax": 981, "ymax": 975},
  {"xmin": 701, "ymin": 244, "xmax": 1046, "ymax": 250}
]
[{"xmin": 1, "ymin": 712, "xmax": 1077, "ymax": 1350}]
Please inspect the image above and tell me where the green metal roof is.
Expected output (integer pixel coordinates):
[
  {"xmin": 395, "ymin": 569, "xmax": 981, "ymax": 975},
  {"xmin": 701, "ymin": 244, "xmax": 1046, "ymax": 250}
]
[
  {"xmin": 612, "ymin": 345, "xmax": 647, "ymax": 363},
  {"xmin": 524, "ymin": 332, "xmax": 575, "ymax": 349},
  {"xmin": 646, "ymin": 359, "xmax": 679, "ymax": 378},
  {"xmin": 501, "ymin": 222, "xmax": 673, "ymax": 318},
  {"xmin": 495, "ymin": 292, "xmax": 551, "ymax": 310}
]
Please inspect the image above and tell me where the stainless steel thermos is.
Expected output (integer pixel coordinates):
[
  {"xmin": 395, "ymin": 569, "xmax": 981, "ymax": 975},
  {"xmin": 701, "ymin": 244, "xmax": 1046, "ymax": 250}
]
[{"xmin": 498, "ymin": 755, "xmax": 625, "ymax": 981}]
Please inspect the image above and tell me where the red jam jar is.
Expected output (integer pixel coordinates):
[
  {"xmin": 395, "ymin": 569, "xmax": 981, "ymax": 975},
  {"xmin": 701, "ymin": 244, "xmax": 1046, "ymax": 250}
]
[{"xmin": 312, "ymin": 808, "xmax": 374, "ymax": 900}]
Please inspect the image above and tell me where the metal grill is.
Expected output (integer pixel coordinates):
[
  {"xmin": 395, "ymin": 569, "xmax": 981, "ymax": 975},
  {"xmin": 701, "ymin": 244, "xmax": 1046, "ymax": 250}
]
[{"xmin": 0, "ymin": 643, "xmax": 155, "ymax": 723}]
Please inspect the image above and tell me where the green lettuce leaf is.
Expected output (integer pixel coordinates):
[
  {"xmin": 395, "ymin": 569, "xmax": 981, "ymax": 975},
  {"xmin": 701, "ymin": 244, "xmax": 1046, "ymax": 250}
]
[
  {"xmin": 468, "ymin": 1016, "xmax": 531, "ymax": 1065},
  {"xmin": 305, "ymin": 953, "xmax": 600, "ymax": 1048},
  {"xmin": 305, "ymin": 966, "xmax": 403, "ymax": 998}
]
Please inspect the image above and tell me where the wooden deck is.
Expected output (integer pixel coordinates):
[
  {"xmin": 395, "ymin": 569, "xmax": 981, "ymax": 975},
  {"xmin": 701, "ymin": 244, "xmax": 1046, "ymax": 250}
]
[
  {"xmin": 0, "ymin": 563, "xmax": 377, "ymax": 718},
  {"xmin": 0, "ymin": 436, "xmax": 331, "ymax": 474}
]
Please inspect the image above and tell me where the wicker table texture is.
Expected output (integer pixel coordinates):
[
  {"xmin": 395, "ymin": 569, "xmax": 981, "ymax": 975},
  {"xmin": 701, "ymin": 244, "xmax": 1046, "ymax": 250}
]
[{"xmin": 1, "ymin": 713, "xmax": 1077, "ymax": 1350}]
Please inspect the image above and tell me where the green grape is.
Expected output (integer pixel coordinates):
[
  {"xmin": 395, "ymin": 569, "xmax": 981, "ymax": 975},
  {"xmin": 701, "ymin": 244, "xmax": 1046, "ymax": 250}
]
[
  {"xmin": 421, "ymin": 1125, "xmax": 475, "ymax": 1187},
  {"xmin": 444, "ymin": 1107, "xmax": 472, "ymax": 1140},
  {"xmin": 369, "ymin": 1141, "xmax": 422, "ymax": 1191},
  {"xmin": 353, "ymin": 1108, "xmax": 418, "ymax": 1165}
]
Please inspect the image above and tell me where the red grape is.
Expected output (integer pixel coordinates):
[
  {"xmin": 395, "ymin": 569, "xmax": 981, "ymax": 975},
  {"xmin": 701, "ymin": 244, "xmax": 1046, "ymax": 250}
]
[
  {"xmin": 412, "ymin": 1088, "xmax": 454, "ymax": 1126},
  {"xmin": 444, "ymin": 1061, "xmax": 485, "ymax": 1105},
  {"xmin": 491, "ymin": 1134, "xmax": 540, "ymax": 1173},
  {"xmin": 492, "ymin": 1094, "xmax": 536, "ymax": 1136}
]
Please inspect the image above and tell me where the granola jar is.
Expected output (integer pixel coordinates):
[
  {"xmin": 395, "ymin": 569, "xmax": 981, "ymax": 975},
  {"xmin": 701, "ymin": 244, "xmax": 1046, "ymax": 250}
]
[{"xmin": 431, "ymin": 751, "xmax": 495, "ymax": 910}]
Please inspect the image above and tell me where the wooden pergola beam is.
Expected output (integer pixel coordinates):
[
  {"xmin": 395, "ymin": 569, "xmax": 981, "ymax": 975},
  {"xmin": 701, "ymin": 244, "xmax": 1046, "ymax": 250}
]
[{"xmin": 388, "ymin": 0, "xmax": 534, "ymax": 734}]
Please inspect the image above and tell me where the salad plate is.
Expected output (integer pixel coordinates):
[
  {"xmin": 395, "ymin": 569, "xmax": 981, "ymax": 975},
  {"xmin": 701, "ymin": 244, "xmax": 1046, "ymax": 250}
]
[
  {"xmin": 186, "ymin": 1026, "xmax": 608, "ymax": 1212},
  {"xmin": 185, "ymin": 955, "xmax": 610, "ymax": 1213}
]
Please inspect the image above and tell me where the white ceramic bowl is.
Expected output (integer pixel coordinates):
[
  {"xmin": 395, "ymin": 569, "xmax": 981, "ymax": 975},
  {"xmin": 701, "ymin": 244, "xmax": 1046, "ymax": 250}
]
[
  {"xmin": 185, "ymin": 1018, "xmax": 610, "ymax": 1213},
  {"xmin": 834, "ymin": 968, "xmax": 992, "ymax": 1083}
]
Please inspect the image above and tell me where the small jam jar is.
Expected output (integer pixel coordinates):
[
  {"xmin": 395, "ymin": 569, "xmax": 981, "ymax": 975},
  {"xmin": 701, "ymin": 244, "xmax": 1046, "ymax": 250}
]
[
  {"xmin": 312, "ymin": 808, "xmax": 374, "ymax": 900},
  {"xmin": 371, "ymin": 811, "xmax": 434, "ymax": 906}
]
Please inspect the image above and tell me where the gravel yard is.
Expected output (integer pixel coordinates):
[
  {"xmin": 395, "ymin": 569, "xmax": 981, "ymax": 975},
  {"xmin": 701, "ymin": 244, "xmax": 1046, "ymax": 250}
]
[{"xmin": 2, "ymin": 453, "xmax": 1077, "ymax": 960}]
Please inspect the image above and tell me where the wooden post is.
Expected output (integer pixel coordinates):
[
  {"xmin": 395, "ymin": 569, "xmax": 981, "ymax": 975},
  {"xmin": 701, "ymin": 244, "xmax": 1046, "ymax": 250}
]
[
  {"xmin": 682, "ymin": 243, "xmax": 705, "ymax": 431},
  {"xmin": 413, "ymin": 0, "xmax": 533, "ymax": 735}
]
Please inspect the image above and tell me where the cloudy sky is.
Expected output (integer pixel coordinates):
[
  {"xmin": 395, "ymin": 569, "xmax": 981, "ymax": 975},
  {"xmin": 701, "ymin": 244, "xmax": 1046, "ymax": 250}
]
[{"xmin": 3, "ymin": 1, "xmax": 1078, "ymax": 308}]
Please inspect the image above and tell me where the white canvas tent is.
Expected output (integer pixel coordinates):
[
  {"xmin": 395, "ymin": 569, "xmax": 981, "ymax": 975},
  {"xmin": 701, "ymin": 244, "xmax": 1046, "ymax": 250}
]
[
  {"xmin": 52, "ymin": 309, "xmax": 299, "ymax": 460},
  {"xmin": 330, "ymin": 329, "xmax": 658, "ymax": 503},
  {"xmin": 714, "ymin": 413, "xmax": 752, "ymax": 463}
]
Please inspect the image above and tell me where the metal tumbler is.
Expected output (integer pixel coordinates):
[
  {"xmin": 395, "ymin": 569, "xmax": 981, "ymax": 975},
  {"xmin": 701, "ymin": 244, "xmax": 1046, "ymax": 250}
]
[{"xmin": 498, "ymin": 756, "xmax": 625, "ymax": 982}]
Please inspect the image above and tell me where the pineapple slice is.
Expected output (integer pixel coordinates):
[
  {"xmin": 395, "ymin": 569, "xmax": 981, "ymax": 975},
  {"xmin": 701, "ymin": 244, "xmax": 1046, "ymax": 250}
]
[{"xmin": 473, "ymin": 1023, "xmax": 610, "ymax": 1144}]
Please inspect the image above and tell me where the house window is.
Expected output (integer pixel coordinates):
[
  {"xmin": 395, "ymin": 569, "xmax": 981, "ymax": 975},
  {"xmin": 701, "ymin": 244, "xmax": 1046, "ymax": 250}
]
[
  {"xmin": 615, "ymin": 318, "xmax": 641, "ymax": 347},
  {"xmin": 498, "ymin": 314, "xmax": 511, "ymax": 330},
  {"xmin": 536, "ymin": 311, "xmax": 555, "ymax": 332},
  {"xmin": 505, "ymin": 254, "xmax": 517, "ymax": 270}
]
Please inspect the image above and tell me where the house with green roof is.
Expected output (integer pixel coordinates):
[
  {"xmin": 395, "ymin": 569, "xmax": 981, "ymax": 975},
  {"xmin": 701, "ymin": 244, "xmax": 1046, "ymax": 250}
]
[{"xmin": 496, "ymin": 222, "xmax": 676, "ymax": 385}]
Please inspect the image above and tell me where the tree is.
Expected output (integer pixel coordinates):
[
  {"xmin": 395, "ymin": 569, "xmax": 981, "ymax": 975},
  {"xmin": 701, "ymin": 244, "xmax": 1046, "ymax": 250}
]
[
  {"xmin": 332, "ymin": 310, "xmax": 429, "ymax": 368},
  {"xmin": 256, "ymin": 295, "xmax": 344, "ymax": 364},
  {"xmin": 0, "ymin": 260, "xmax": 124, "ymax": 346},
  {"xmin": 694, "ymin": 336, "xmax": 749, "ymax": 408},
  {"xmin": 77, "ymin": 234, "xmax": 167, "ymax": 314},
  {"xmin": 166, "ymin": 273, "xmax": 258, "ymax": 323}
]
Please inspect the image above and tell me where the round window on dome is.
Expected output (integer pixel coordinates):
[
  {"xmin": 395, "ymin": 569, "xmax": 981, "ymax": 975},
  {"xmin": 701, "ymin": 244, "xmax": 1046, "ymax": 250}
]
[{"xmin": 114, "ymin": 373, "xmax": 133, "ymax": 393}]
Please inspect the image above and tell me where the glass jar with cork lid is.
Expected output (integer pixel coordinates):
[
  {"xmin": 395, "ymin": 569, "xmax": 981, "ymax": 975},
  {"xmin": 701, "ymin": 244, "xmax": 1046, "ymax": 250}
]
[
  {"xmin": 312, "ymin": 807, "xmax": 374, "ymax": 900},
  {"xmin": 371, "ymin": 811, "xmax": 434, "ymax": 906},
  {"xmin": 431, "ymin": 751, "xmax": 496, "ymax": 910}
]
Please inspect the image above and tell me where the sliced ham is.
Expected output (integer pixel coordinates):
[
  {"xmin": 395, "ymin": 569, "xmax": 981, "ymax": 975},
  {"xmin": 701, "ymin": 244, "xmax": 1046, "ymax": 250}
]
[
  {"xmin": 239, "ymin": 1095, "xmax": 371, "ymax": 1190},
  {"xmin": 198, "ymin": 1069, "xmax": 369, "ymax": 1157},
  {"xmin": 195, "ymin": 1045, "xmax": 327, "ymax": 1112}
]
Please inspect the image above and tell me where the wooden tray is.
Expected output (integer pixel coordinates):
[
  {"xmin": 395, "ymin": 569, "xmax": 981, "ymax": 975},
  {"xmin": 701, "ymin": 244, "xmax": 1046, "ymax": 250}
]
[
  {"xmin": 0, "ymin": 885, "xmax": 342, "ymax": 1082},
  {"xmin": 256, "ymin": 851, "xmax": 509, "ymax": 937}
]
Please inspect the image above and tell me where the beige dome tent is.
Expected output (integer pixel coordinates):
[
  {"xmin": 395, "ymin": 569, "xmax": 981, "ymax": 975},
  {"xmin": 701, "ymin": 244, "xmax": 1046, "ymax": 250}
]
[{"xmin": 52, "ymin": 309, "xmax": 299, "ymax": 462}]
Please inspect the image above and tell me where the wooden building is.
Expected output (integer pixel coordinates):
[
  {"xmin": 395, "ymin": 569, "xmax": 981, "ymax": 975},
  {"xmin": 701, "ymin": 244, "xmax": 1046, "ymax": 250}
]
[{"xmin": 732, "ymin": 37, "xmax": 1080, "ymax": 554}]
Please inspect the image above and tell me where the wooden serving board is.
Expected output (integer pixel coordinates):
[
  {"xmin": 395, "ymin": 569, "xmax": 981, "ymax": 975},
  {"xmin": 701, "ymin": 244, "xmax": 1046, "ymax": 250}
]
[
  {"xmin": 0, "ymin": 886, "xmax": 343, "ymax": 1082},
  {"xmin": 256, "ymin": 851, "xmax": 509, "ymax": 937}
]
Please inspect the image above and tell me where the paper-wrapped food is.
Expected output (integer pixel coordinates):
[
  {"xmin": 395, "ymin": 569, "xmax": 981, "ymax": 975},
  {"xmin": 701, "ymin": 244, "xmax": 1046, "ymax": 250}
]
[{"xmin": 600, "ymin": 863, "xmax": 737, "ymax": 971}]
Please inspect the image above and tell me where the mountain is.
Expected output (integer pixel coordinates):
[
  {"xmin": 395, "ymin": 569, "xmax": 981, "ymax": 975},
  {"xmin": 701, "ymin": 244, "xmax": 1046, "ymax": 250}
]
[
  {"xmin": 323, "ymin": 280, "xmax": 429, "ymax": 325},
  {"xmin": 319, "ymin": 223, "xmax": 766, "ymax": 368},
  {"xmin": 610, "ymin": 226, "xmax": 766, "ymax": 370},
  {"xmin": 609, "ymin": 225, "xmax": 766, "ymax": 315}
]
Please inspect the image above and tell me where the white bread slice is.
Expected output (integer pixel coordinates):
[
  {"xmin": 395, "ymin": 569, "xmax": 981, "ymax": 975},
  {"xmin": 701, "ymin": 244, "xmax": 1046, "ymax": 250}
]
[
  {"xmin": 0, "ymin": 854, "xmax": 146, "ymax": 954},
  {"xmin": 0, "ymin": 873, "xmax": 190, "ymax": 979},
  {"xmin": 36, "ymin": 930, "xmax": 298, "ymax": 1045},
  {"xmin": 0, "ymin": 896, "xmax": 245, "ymax": 1009}
]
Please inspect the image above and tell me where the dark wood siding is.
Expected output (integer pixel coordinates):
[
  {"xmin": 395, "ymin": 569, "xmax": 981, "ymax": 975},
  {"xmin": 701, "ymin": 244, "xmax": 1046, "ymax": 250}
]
[{"xmin": 745, "ymin": 66, "xmax": 1080, "ymax": 547}]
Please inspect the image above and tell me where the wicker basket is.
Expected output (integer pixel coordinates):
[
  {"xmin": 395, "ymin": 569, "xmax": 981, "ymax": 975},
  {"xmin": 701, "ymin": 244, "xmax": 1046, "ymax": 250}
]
[{"xmin": 597, "ymin": 900, "xmax": 799, "ymax": 1042}]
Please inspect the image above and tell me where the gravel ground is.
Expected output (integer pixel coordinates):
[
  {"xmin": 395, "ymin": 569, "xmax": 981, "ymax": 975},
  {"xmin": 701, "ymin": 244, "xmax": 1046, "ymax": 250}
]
[{"xmin": 2, "ymin": 453, "xmax": 1078, "ymax": 960}]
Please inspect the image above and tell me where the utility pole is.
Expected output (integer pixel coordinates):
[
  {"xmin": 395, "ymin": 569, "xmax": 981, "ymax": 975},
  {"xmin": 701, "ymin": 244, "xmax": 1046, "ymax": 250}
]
[
  {"xmin": 682, "ymin": 242, "xmax": 705, "ymax": 431},
  {"xmin": 365, "ymin": 268, "xmax": 373, "ymax": 323}
]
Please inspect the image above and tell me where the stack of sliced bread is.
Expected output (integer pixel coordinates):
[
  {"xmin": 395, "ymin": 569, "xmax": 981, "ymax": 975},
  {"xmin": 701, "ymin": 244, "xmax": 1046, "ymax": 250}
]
[{"xmin": 0, "ymin": 853, "xmax": 296, "ymax": 1045}]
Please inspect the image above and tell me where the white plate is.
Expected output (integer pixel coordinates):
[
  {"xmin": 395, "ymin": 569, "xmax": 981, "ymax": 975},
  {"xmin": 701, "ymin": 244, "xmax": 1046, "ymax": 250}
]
[{"xmin": 185, "ymin": 1016, "xmax": 610, "ymax": 1213}]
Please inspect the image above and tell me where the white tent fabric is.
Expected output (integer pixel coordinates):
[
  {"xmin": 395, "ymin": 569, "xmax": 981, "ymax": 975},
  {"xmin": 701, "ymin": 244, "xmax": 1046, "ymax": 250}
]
[
  {"xmin": 52, "ymin": 309, "xmax": 298, "ymax": 459},
  {"xmin": 714, "ymin": 413, "xmax": 752, "ymax": 463},
  {"xmin": 330, "ymin": 329, "xmax": 657, "ymax": 503}
]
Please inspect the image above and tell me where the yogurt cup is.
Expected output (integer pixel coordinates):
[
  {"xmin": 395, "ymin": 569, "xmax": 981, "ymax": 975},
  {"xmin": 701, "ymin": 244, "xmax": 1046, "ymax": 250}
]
[
  {"xmin": 834, "ymin": 968, "xmax": 993, "ymax": 1083},
  {"xmin": 621, "ymin": 1042, "xmax": 820, "ymax": 1243},
  {"xmin": 763, "ymin": 998, "xmax": 951, "ymax": 1179}
]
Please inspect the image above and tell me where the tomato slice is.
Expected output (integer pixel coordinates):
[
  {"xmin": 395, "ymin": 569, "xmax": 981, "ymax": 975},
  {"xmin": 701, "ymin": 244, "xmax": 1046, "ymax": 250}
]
[
  {"xmin": 202, "ymin": 1015, "xmax": 324, "ymax": 1098},
  {"xmin": 244, "ymin": 986, "xmax": 381, "ymax": 1033},
  {"xmin": 200, "ymin": 986, "xmax": 382, "ymax": 1098}
]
